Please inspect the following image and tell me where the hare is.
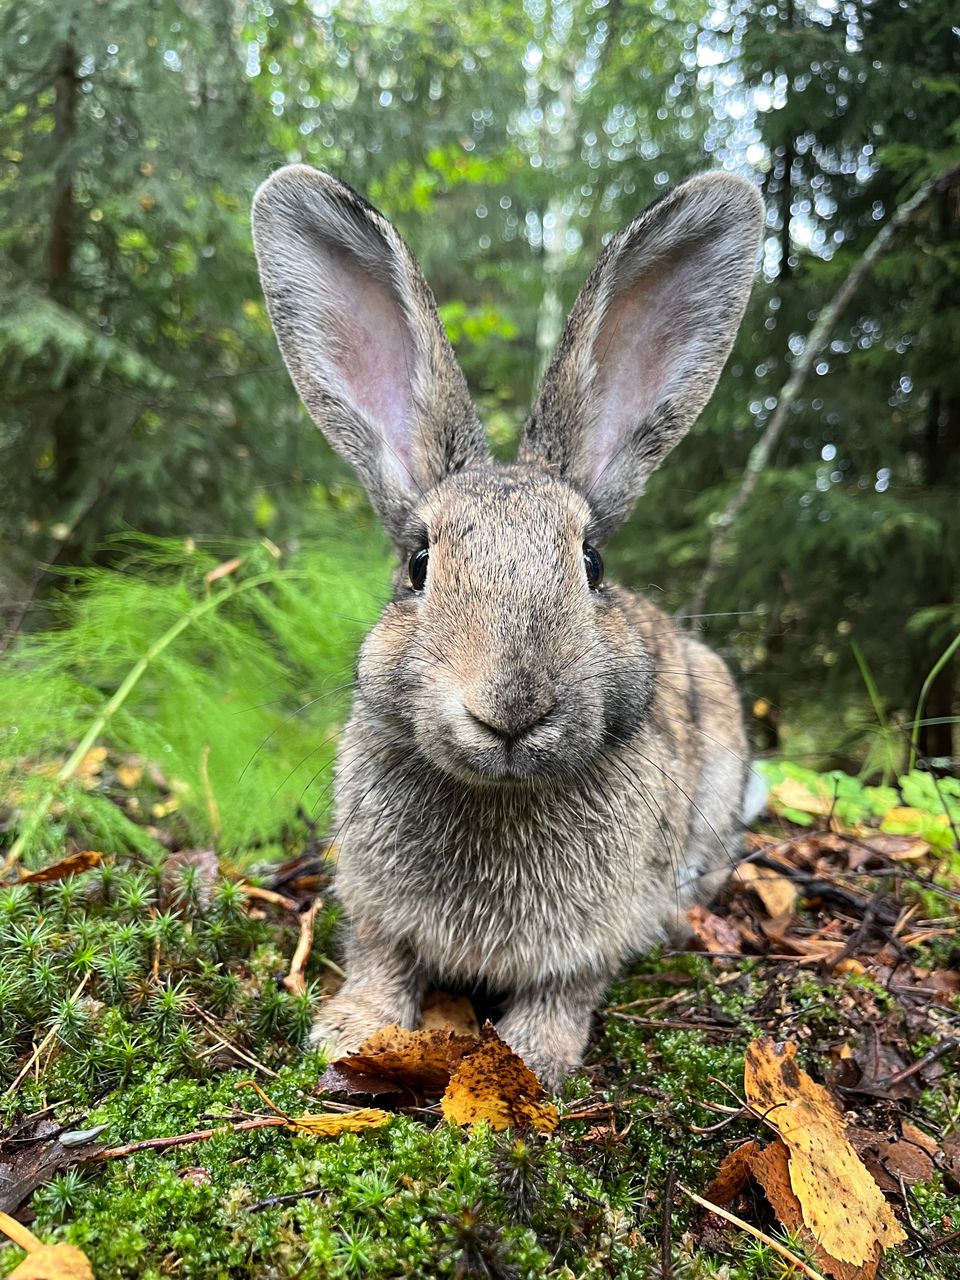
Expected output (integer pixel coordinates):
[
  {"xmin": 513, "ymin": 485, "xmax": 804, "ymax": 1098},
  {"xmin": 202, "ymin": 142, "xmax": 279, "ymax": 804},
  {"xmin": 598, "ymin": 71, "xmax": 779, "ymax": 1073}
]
[{"xmin": 252, "ymin": 164, "xmax": 763, "ymax": 1088}]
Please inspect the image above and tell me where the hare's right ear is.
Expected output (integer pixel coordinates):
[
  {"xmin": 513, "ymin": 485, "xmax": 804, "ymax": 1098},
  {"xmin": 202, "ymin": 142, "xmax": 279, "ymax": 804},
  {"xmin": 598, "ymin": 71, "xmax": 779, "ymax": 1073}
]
[
  {"xmin": 521, "ymin": 172, "xmax": 763, "ymax": 541},
  {"xmin": 253, "ymin": 165, "xmax": 488, "ymax": 542}
]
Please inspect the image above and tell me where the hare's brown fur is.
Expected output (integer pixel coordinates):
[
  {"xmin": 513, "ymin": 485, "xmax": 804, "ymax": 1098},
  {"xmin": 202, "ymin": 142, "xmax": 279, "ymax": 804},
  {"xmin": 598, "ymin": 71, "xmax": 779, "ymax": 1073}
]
[{"xmin": 253, "ymin": 164, "xmax": 763, "ymax": 1086}]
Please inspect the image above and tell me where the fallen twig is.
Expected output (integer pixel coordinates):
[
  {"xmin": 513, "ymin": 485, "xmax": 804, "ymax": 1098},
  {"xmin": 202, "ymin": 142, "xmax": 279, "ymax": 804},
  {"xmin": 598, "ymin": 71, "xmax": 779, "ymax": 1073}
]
[
  {"xmin": 283, "ymin": 900, "xmax": 321, "ymax": 994},
  {"xmin": 248, "ymin": 1186, "xmax": 326, "ymax": 1212},
  {"xmin": 606, "ymin": 1012, "xmax": 738, "ymax": 1035},
  {"xmin": 676, "ymin": 1183, "xmax": 827, "ymax": 1280},
  {"xmin": 97, "ymin": 1116, "xmax": 286, "ymax": 1160},
  {"xmin": 823, "ymin": 881, "xmax": 890, "ymax": 971},
  {"xmin": 878, "ymin": 1037, "xmax": 959, "ymax": 1090},
  {"xmin": 187, "ymin": 1003, "xmax": 280, "ymax": 1078},
  {"xmin": 238, "ymin": 882, "xmax": 299, "ymax": 912},
  {"xmin": 661, "ymin": 1164, "xmax": 676, "ymax": 1280}
]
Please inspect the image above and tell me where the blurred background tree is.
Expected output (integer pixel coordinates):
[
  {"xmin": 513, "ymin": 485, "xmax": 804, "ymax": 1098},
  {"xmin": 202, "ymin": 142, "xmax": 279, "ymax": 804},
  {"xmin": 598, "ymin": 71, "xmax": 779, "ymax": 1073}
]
[{"xmin": 1, "ymin": 0, "xmax": 957, "ymax": 768}]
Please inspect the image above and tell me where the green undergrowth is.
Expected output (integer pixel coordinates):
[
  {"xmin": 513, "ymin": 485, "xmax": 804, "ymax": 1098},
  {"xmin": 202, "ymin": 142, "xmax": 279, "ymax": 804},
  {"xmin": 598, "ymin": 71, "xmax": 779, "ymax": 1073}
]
[
  {"xmin": 759, "ymin": 759, "xmax": 960, "ymax": 854},
  {"xmin": 0, "ymin": 529, "xmax": 390, "ymax": 865},
  {"xmin": 0, "ymin": 864, "xmax": 955, "ymax": 1278},
  {"xmin": 0, "ymin": 544, "xmax": 957, "ymax": 1277}
]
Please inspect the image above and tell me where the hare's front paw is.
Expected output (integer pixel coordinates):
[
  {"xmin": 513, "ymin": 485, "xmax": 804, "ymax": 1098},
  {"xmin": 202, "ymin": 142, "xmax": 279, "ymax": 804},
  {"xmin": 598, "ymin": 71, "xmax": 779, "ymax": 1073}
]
[
  {"xmin": 495, "ymin": 1021, "xmax": 584, "ymax": 1094},
  {"xmin": 308, "ymin": 991, "xmax": 412, "ymax": 1058}
]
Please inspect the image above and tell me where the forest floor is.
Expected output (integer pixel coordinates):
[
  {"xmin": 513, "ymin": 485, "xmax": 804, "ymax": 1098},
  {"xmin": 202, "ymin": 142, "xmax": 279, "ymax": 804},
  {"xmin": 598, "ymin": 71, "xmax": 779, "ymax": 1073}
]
[{"xmin": 0, "ymin": 759, "xmax": 958, "ymax": 1280}]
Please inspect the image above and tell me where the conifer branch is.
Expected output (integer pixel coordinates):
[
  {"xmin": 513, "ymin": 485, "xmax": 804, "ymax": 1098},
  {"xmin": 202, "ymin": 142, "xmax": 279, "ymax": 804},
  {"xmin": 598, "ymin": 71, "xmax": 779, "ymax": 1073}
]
[
  {"xmin": 1, "ymin": 572, "xmax": 278, "ymax": 877},
  {"xmin": 687, "ymin": 164, "xmax": 960, "ymax": 618}
]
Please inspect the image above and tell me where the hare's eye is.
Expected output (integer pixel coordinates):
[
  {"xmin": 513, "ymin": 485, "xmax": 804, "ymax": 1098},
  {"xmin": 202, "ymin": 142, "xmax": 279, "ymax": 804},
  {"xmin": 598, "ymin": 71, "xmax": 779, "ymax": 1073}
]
[
  {"xmin": 583, "ymin": 543, "xmax": 604, "ymax": 590},
  {"xmin": 408, "ymin": 547, "xmax": 429, "ymax": 591}
]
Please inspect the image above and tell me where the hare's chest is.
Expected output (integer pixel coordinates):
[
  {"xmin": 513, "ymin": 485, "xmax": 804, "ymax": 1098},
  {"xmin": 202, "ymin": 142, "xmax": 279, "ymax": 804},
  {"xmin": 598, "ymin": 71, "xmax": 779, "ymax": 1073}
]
[{"xmin": 335, "ymin": 790, "xmax": 637, "ymax": 986}]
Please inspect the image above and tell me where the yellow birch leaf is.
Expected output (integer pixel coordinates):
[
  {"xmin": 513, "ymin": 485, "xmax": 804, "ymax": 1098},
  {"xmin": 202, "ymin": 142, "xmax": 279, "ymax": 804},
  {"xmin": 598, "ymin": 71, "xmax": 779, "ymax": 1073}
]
[
  {"xmin": 769, "ymin": 778, "xmax": 833, "ymax": 817},
  {"xmin": 441, "ymin": 1023, "xmax": 558, "ymax": 1133},
  {"xmin": 234, "ymin": 1080, "xmax": 390, "ymax": 1137},
  {"xmin": 878, "ymin": 807, "xmax": 926, "ymax": 833},
  {"xmin": 744, "ymin": 1039, "xmax": 905, "ymax": 1266},
  {"xmin": 8, "ymin": 1245, "xmax": 95, "ymax": 1280},
  {"xmin": 284, "ymin": 1108, "xmax": 391, "ymax": 1137},
  {"xmin": 115, "ymin": 763, "xmax": 143, "ymax": 789},
  {"xmin": 151, "ymin": 796, "xmax": 179, "ymax": 819}
]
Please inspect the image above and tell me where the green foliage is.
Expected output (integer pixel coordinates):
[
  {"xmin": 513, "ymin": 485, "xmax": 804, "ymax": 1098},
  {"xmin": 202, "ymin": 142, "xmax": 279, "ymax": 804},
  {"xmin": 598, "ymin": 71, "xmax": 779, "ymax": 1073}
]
[
  {"xmin": 759, "ymin": 758, "xmax": 960, "ymax": 853},
  {"xmin": 1, "ymin": 527, "xmax": 389, "ymax": 861}
]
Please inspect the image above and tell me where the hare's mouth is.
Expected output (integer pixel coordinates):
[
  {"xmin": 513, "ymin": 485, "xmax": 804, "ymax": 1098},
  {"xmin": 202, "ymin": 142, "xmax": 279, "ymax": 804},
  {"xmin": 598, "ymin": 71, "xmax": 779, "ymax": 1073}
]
[{"xmin": 420, "ymin": 696, "xmax": 596, "ymax": 785}]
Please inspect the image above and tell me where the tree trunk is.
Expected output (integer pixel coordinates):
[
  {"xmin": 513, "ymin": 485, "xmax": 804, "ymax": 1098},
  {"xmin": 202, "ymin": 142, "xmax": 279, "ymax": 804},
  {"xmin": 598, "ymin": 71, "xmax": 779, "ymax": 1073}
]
[
  {"xmin": 46, "ymin": 38, "xmax": 78, "ymax": 296},
  {"xmin": 916, "ymin": 384, "xmax": 959, "ymax": 763},
  {"xmin": 45, "ymin": 37, "xmax": 82, "ymax": 511}
]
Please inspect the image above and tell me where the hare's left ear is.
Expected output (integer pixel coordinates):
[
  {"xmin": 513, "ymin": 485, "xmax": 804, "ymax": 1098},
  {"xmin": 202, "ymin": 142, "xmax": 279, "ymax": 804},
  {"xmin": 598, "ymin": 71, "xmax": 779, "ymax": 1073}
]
[
  {"xmin": 520, "ymin": 173, "xmax": 763, "ymax": 540},
  {"xmin": 252, "ymin": 165, "xmax": 489, "ymax": 544}
]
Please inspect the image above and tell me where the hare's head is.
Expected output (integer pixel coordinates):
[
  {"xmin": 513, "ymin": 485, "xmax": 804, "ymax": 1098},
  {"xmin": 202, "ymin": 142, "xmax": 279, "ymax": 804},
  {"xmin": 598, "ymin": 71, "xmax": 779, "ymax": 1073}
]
[{"xmin": 253, "ymin": 167, "xmax": 762, "ymax": 783}]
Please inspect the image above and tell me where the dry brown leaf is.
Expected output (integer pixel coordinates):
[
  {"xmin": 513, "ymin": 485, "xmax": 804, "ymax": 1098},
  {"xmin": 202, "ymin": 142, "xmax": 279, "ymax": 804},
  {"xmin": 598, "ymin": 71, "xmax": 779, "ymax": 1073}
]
[
  {"xmin": 863, "ymin": 834, "xmax": 930, "ymax": 861},
  {"xmin": 19, "ymin": 851, "xmax": 102, "ymax": 884},
  {"xmin": 320, "ymin": 1025, "xmax": 477, "ymax": 1100},
  {"xmin": 750, "ymin": 1140, "xmax": 879, "ymax": 1280},
  {"xmin": 744, "ymin": 1039, "xmax": 905, "ymax": 1265},
  {"xmin": 910, "ymin": 967, "xmax": 960, "ymax": 1006},
  {"xmin": 441, "ymin": 1023, "xmax": 558, "ymax": 1133},
  {"xmin": 940, "ymin": 1134, "xmax": 960, "ymax": 1191},
  {"xmin": 420, "ymin": 991, "xmax": 480, "ymax": 1038},
  {"xmin": 702, "ymin": 1139, "xmax": 761, "ymax": 1205},
  {"xmin": 901, "ymin": 1122, "xmax": 938, "ymax": 1157},
  {"xmin": 736, "ymin": 862, "xmax": 797, "ymax": 918},
  {"xmin": 850, "ymin": 1125, "xmax": 936, "ymax": 1192},
  {"xmin": 687, "ymin": 904, "xmax": 742, "ymax": 954},
  {"xmin": 235, "ymin": 1080, "xmax": 390, "ymax": 1137},
  {"xmin": 0, "ymin": 1213, "xmax": 94, "ymax": 1280}
]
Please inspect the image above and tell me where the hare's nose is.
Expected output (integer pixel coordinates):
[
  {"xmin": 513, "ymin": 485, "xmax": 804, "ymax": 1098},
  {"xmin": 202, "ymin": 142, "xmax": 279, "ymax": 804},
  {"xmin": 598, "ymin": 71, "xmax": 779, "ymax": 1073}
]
[
  {"xmin": 466, "ymin": 705, "xmax": 555, "ymax": 745},
  {"xmin": 464, "ymin": 672, "xmax": 557, "ymax": 745}
]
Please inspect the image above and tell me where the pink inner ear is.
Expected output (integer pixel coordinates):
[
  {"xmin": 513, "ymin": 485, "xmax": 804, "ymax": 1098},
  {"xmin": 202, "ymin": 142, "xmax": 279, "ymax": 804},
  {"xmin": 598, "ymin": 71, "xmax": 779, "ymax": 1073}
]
[
  {"xmin": 590, "ymin": 249, "xmax": 704, "ymax": 484},
  {"xmin": 323, "ymin": 243, "xmax": 414, "ymax": 479}
]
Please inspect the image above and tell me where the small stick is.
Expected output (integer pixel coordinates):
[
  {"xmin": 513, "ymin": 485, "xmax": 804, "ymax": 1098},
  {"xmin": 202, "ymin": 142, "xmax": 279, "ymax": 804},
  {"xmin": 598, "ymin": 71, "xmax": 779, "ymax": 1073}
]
[
  {"xmin": 606, "ymin": 1013, "xmax": 738, "ymax": 1034},
  {"xmin": 238, "ymin": 882, "xmax": 299, "ymax": 911},
  {"xmin": 4, "ymin": 973, "xmax": 90, "ymax": 1097},
  {"xmin": 676, "ymin": 1183, "xmax": 827, "ymax": 1280},
  {"xmin": 823, "ymin": 881, "xmax": 890, "ymax": 972},
  {"xmin": 97, "ymin": 1116, "xmax": 286, "ymax": 1160},
  {"xmin": 187, "ymin": 1003, "xmax": 280, "ymax": 1078},
  {"xmin": 661, "ymin": 1165, "xmax": 676, "ymax": 1280},
  {"xmin": 878, "ymin": 1037, "xmax": 959, "ymax": 1089},
  {"xmin": 248, "ymin": 1186, "xmax": 327, "ymax": 1212},
  {"xmin": 283, "ymin": 901, "xmax": 321, "ymax": 995}
]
